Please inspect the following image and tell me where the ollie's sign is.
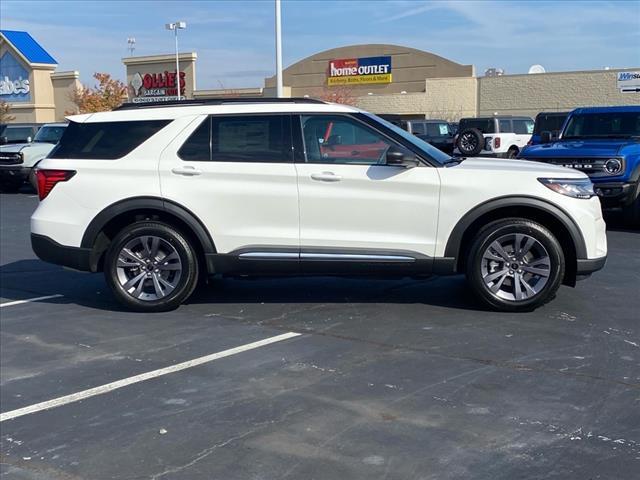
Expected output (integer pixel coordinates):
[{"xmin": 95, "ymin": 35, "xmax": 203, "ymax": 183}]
[{"xmin": 130, "ymin": 71, "xmax": 186, "ymax": 102}]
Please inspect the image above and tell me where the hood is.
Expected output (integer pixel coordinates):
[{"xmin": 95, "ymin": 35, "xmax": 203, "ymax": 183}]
[
  {"xmin": 453, "ymin": 157, "xmax": 585, "ymax": 178},
  {"xmin": 522, "ymin": 138, "xmax": 637, "ymax": 158},
  {"xmin": 0, "ymin": 142, "xmax": 30, "ymax": 153}
]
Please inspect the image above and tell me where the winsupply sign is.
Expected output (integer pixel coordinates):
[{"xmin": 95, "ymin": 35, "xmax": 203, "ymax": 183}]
[
  {"xmin": 617, "ymin": 71, "xmax": 640, "ymax": 93},
  {"xmin": 328, "ymin": 56, "xmax": 392, "ymax": 86}
]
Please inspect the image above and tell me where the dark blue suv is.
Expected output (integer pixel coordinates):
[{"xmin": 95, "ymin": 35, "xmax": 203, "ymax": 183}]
[{"xmin": 520, "ymin": 106, "xmax": 640, "ymax": 225}]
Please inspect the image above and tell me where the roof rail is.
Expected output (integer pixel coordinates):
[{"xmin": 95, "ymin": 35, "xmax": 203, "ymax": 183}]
[{"xmin": 114, "ymin": 97, "xmax": 327, "ymax": 111}]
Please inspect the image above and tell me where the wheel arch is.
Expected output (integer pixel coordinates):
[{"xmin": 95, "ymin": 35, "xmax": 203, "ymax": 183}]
[
  {"xmin": 444, "ymin": 196, "xmax": 587, "ymax": 286},
  {"xmin": 81, "ymin": 197, "xmax": 216, "ymax": 272}
]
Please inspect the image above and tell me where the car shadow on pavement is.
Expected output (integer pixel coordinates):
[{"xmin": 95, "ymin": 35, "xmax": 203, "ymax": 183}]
[{"xmin": 0, "ymin": 259, "xmax": 485, "ymax": 313}]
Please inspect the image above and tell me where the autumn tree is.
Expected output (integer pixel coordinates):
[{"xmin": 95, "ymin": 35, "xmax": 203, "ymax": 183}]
[
  {"xmin": 312, "ymin": 85, "xmax": 358, "ymax": 106},
  {"xmin": 0, "ymin": 100, "xmax": 16, "ymax": 123},
  {"xmin": 67, "ymin": 73, "xmax": 127, "ymax": 114}
]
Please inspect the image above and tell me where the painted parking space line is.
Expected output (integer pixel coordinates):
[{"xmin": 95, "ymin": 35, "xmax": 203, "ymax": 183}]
[
  {"xmin": 0, "ymin": 331, "xmax": 302, "ymax": 422},
  {"xmin": 0, "ymin": 294, "xmax": 63, "ymax": 308}
]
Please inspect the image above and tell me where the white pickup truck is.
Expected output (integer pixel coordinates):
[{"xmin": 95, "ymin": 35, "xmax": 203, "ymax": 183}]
[
  {"xmin": 454, "ymin": 116, "xmax": 534, "ymax": 158},
  {"xmin": 0, "ymin": 123, "xmax": 67, "ymax": 192}
]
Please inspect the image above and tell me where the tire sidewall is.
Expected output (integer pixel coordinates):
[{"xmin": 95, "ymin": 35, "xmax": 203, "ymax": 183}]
[
  {"xmin": 105, "ymin": 222, "xmax": 198, "ymax": 312},
  {"xmin": 456, "ymin": 128, "xmax": 484, "ymax": 156},
  {"xmin": 467, "ymin": 220, "xmax": 565, "ymax": 311}
]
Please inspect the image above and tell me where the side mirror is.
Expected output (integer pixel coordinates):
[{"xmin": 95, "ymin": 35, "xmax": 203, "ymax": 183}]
[
  {"xmin": 0, "ymin": 136, "xmax": 7, "ymax": 145},
  {"xmin": 540, "ymin": 131, "xmax": 552, "ymax": 144},
  {"xmin": 386, "ymin": 146, "xmax": 420, "ymax": 168}
]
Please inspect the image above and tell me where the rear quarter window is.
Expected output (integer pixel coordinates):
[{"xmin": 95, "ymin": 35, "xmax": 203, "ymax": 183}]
[{"xmin": 49, "ymin": 120, "xmax": 170, "ymax": 159}]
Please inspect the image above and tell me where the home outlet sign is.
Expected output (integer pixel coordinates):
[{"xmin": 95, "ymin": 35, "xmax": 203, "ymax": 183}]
[
  {"xmin": 328, "ymin": 56, "xmax": 392, "ymax": 86},
  {"xmin": 130, "ymin": 71, "xmax": 186, "ymax": 102}
]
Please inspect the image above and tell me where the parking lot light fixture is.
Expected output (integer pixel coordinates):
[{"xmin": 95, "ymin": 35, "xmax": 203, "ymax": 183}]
[{"xmin": 165, "ymin": 21, "xmax": 187, "ymax": 100}]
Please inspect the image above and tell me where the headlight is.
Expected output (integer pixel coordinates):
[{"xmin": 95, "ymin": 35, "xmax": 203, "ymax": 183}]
[
  {"xmin": 538, "ymin": 178, "xmax": 595, "ymax": 199},
  {"xmin": 604, "ymin": 158, "xmax": 623, "ymax": 175}
]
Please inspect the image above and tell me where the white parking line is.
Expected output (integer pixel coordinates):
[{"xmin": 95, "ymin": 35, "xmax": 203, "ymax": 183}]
[
  {"xmin": 0, "ymin": 294, "xmax": 63, "ymax": 308},
  {"xmin": 0, "ymin": 331, "xmax": 302, "ymax": 422}
]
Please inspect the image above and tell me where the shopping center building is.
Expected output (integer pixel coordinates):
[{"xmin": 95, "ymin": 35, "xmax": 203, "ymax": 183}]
[{"xmin": 1, "ymin": 31, "xmax": 639, "ymax": 124}]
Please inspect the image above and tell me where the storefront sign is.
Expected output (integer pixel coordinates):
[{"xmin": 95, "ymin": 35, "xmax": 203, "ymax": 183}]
[
  {"xmin": 0, "ymin": 52, "xmax": 31, "ymax": 102},
  {"xmin": 327, "ymin": 56, "xmax": 392, "ymax": 86},
  {"xmin": 130, "ymin": 71, "xmax": 186, "ymax": 102},
  {"xmin": 617, "ymin": 71, "xmax": 640, "ymax": 93}
]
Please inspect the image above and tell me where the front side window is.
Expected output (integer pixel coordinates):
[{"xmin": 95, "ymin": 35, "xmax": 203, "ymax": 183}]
[
  {"xmin": 425, "ymin": 122, "xmax": 450, "ymax": 137},
  {"xmin": 411, "ymin": 122, "xmax": 425, "ymax": 135},
  {"xmin": 513, "ymin": 119, "xmax": 534, "ymax": 135},
  {"xmin": 301, "ymin": 115, "xmax": 393, "ymax": 165},
  {"xmin": 50, "ymin": 120, "xmax": 170, "ymax": 159}
]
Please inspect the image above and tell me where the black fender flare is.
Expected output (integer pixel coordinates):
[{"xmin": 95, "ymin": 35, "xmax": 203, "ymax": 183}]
[
  {"xmin": 443, "ymin": 195, "xmax": 588, "ymax": 261},
  {"xmin": 81, "ymin": 196, "xmax": 216, "ymax": 254}
]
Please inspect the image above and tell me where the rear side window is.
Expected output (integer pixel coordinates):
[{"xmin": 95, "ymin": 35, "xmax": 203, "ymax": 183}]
[
  {"xmin": 213, "ymin": 115, "xmax": 290, "ymax": 163},
  {"xmin": 498, "ymin": 119, "xmax": 512, "ymax": 133},
  {"xmin": 50, "ymin": 120, "xmax": 170, "ymax": 159},
  {"xmin": 459, "ymin": 118, "xmax": 495, "ymax": 134},
  {"xmin": 410, "ymin": 122, "xmax": 425, "ymax": 135},
  {"xmin": 178, "ymin": 117, "xmax": 210, "ymax": 161},
  {"xmin": 513, "ymin": 119, "xmax": 534, "ymax": 135}
]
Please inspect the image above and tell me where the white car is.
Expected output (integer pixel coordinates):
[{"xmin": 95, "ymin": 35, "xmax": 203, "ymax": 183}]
[
  {"xmin": 455, "ymin": 116, "xmax": 534, "ymax": 158},
  {"xmin": 0, "ymin": 123, "xmax": 67, "ymax": 191},
  {"xmin": 30, "ymin": 99, "xmax": 607, "ymax": 312}
]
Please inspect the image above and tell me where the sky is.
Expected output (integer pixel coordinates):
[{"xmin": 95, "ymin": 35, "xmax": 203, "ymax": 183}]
[{"xmin": 1, "ymin": 0, "xmax": 639, "ymax": 89}]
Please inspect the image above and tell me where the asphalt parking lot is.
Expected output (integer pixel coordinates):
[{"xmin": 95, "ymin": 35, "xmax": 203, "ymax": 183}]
[{"xmin": 1, "ymin": 190, "xmax": 639, "ymax": 480}]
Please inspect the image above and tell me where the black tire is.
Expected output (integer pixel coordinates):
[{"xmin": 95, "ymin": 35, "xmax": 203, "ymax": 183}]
[
  {"xmin": 466, "ymin": 218, "xmax": 565, "ymax": 312},
  {"xmin": 622, "ymin": 186, "xmax": 640, "ymax": 228},
  {"xmin": 104, "ymin": 221, "xmax": 199, "ymax": 312},
  {"xmin": 506, "ymin": 147, "xmax": 519, "ymax": 159},
  {"xmin": 456, "ymin": 128, "xmax": 484, "ymax": 156},
  {"xmin": 0, "ymin": 179, "xmax": 23, "ymax": 193}
]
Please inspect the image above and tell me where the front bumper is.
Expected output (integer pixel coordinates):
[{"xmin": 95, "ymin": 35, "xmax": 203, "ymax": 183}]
[
  {"xmin": 31, "ymin": 233, "xmax": 92, "ymax": 272},
  {"xmin": 593, "ymin": 181, "xmax": 638, "ymax": 209}
]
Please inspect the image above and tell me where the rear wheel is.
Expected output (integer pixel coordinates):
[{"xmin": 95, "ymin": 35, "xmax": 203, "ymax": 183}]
[
  {"xmin": 104, "ymin": 222, "xmax": 199, "ymax": 312},
  {"xmin": 506, "ymin": 147, "xmax": 519, "ymax": 159},
  {"xmin": 466, "ymin": 218, "xmax": 565, "ymax": 311}
]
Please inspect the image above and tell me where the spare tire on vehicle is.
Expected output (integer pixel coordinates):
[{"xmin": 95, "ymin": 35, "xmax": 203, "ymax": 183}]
[{"xmin": 456, "ymin": 128, "xmax": 484, "ymax": 156}]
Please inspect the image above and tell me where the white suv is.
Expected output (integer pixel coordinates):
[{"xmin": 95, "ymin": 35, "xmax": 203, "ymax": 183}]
[
  {"xmin": 455, "ymin": 116, "xmax": 534, "ymax": 158},
  {"xmin": 30, "ymin": 98, "xmax": 607, "ymax": 312}
]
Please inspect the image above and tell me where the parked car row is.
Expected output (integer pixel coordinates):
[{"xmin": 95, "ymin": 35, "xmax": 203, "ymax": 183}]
[{"xmin": 0, "ymin": 123, "xmax": 67, "ymax": 192}]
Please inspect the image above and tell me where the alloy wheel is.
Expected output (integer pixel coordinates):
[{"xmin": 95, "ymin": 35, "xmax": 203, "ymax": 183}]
[
  {"xmin": 480, "ymin": 233, "xmax": 551, "ymax": 302},
  {"xmin": 115, "ymin": 235, "xmax": 182, "ymax": 301}
]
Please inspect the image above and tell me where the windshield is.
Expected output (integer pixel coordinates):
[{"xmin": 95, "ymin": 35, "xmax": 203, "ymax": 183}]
[
  {"xmin": 34, "ymin": 125, "xmax": 67, "ymax": 144},
  {"xmin": 365, "ymin": 113, "xmax": 453, "ymax": 164},
  {"xmin": 534, "ymin": 113, "xmax": 568, "ymax": 134},
  {"xmin": 563, "ymin": 112, "xmax": 640, "ymax": 139},
  {"xmin": 2, "ymin": 127, "xmax": 34, "ymax": 143}
]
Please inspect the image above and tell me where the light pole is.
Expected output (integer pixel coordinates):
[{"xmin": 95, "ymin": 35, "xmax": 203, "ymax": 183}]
[
  {"xmin": 275, "ymin": 0, "xmax": 283, "ymax": 98},
  {"xmin": 127, "ymin": 37, "xmax": 136, "ymax": 56},
  {"xmin": 165, "ymin": 21, "xmax": 186, "ymax": 100}
]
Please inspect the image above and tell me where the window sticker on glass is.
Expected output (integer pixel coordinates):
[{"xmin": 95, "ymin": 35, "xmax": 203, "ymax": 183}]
[
  {"xmin": 439, "ymin": 124, "xmax": 449, "ymax": 135},
  {"xmin": 527, "ymin": 122, "xmax": 534, "ymax": 134}
]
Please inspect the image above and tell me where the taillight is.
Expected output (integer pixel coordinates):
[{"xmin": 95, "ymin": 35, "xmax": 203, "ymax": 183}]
[
  {"xmin": 36, "ymin": 169, "xmax": 76, "ymax": 200},
  {"xmin": 493, "ymin": 137, "xmax": 501, "ymax": 149}
]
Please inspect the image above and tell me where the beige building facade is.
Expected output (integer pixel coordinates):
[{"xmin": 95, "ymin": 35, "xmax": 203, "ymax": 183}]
[{"xmin": 123, "ymin": 53, "xmax": 197, "ymax": 103}]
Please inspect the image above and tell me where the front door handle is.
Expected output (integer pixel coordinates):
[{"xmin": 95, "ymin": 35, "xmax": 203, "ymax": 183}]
[
  {"xmin": 311, "ymin": 172, "xmax": 342, "ymax": 182},
  {"xmin": 171, "ymin": 166, "xmax": 202, "ymax": 176}
]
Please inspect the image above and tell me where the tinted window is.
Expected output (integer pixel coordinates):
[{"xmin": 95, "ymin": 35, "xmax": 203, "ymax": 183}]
[
  {"xmin": 50, "ymin": 120, "xmax": 170, "ymax": 159},
  {"xmin": 425, "ymin": 122, "xmax": 450, "ymax": 137},
  {"xmin": 533, "ymin": 113, "xmax": 568, "ymax": 134},
  {"xmin": 498, "ymin": 119, "xmax": 512, "ymax": 132},
  {"xmin": 459, "ymin": 118, "xmax": 495, "ymax": 134},
  {"xmin": 178, "ymin": 118, "xmax": 210, "ymax": 161},
  {"xmin": 410, "ymin": 122, "xmax": 425, "ymax": 135},
  {"xmin": 211, "ymin": 115, "xmax": 290, "ymax": 163},
  {"xmin": 513, "ymin": 119, "xmax": 534, "ymax": 135},
  {"xmin": 563, "ymin": 112, "xmax": 640, "ymax": 138},
  {"xmin": 301, "ymin": 115, "xmax": 393, "ymax": 165}
]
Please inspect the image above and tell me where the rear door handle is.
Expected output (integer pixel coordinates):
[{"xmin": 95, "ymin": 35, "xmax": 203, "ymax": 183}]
[
  {"xmin": 171, "ymin": 166, "xmax": 202, "ymax": 176},
  {"xmin": 311, "ymin": 172, "xmax": 342, "ymax": 182}
]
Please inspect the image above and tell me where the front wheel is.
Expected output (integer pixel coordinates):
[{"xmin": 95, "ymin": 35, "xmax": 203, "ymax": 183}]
[
  {"xmin": 104, "ymin": 222, "xmax": 199, "ymax": 312},
  {"xmin": 466, "ymin": 218, "xmax": 565, "ymax": 311}
]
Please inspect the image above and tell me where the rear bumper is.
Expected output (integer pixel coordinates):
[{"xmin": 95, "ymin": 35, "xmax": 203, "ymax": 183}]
[
  {"xmin": 576, "ymin": 256, "xmax": 607, "ymax": 276},
  {"xmin": 0, "ymin": 166, "xmax": 29, "ymax": 181},
  {"xmin": 31, "ymin": 233, "xmax": 92, "ymax": 272}
]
